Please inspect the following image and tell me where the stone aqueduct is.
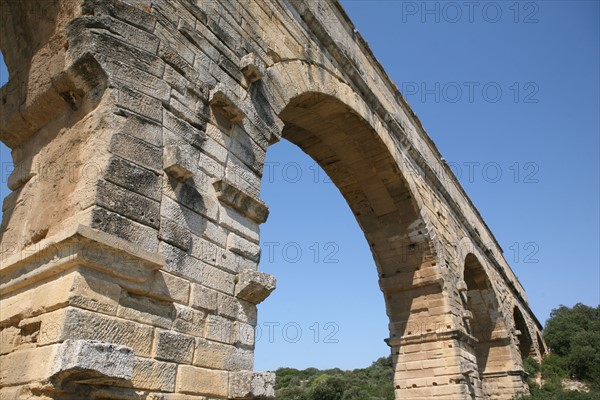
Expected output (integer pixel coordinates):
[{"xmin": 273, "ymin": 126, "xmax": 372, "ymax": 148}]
[{"xmin": 0, "ymin": 0, "xmax": 546, "ymax": 399}]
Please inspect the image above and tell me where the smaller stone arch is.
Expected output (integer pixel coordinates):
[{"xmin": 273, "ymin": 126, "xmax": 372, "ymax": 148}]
[
  {"xmin": 536, "ymin": 330, "xmax": 547, "ymax": 358},
  {"xmin": 513, "ymin": 306, "xmax": 535, "ymax": 358},
  {"xmin": 460, "ymin": 253, "xmax": 525, "ymax": 398}
]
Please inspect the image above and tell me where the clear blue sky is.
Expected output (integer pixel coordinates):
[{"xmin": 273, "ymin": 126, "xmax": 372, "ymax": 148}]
[{"xmin": 1, "ymin": 0, "xmax": 598, "ymax": 373}]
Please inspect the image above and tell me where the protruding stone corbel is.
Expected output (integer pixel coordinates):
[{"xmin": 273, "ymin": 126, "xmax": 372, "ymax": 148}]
[
  {"xmin": 229, "ymin": 371, "xmax": 276, "ymax": 399},
  {"xmin": 50, "ymin": 340, "xmax": 134, "ymax": 386},
  {"xmin": 461, "ymin": 310, "xmax": 474, "ymax": 320},
  {"xmin": 240, "ymin": 52, "xmax": 265, "ymax": 83},
  {"xmin": 209, "ymin": 84, "xmax": 246, "ymax": 123},
  {"xmin": 163, "ymin": 145, "xmax": 194, "ymax": 181},
  {"xmin": 235, "ymin": 269, "xmax": 276, "ymax": 304},
  {"xmin": 213, "ymin": 179, "xmax": 269, "ymax": 224}
]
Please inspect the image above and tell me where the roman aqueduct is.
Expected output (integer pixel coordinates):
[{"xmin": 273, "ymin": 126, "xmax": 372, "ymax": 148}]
[{"xmin": 0, "ymin": 0, "xmax": 546, "ymax": 398}]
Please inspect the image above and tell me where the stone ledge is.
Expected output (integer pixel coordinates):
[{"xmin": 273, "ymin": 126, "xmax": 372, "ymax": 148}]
[
  {"xmin": 240, "ymin": 53, "xmax": 265, "ymax": 84},
  {"xmin": 0, "ymin": 224, "xmax": 164, "ymax": 295},
  {"xmin": 234, "ymin": 270, "xmax": 276, "ymax": 305},
  {"xmin": 229, "ymin": 371, "xmax": 275, "ymax": 399},
  {"xmin": 213, "ymin": 179, "xmax": 269, "ymax": 224},
  {"xmin": 209, "ymin": 84, "xmax": 246, "ymax": 123},
  {"xmin": 50, "ymin": 339, "xmax": 134, "ymax": 386}
]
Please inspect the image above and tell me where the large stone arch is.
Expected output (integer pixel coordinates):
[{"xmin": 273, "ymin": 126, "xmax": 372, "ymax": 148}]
[
  {"xmin": 513, "ymin": 306, "xmax": 535, "ymax": 359},
  {"xmin": 0, "ymin": 1, "xmax": 546, "ymax": 399}
]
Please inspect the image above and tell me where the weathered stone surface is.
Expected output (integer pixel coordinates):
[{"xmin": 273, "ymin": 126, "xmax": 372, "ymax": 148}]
[
  {"xmin": 213, "ymin": 179, "xmax": 269, "ymax": 225},
  {"xmin": 0, "ymin": 0, "xmax": 545, "ymax": 398},
  {"xmin": 193, "ymin": 338, "xmax": 253, "ymax": 371},
  {"xmin": 172, "ymin": 304, "xmax": 206, "ymax": 336},
  {"xmin": 227, "ymin": 232, "xmax": 261, "ymax": 262},
  {"xmin": 130, "ymin": 357, "xmax": 177, "ymax": 392},
  {"xmin": 240, "ymin": 52, "xmax": 265, "ymax": 83},
  {"xmin": 0, "ymin": 344, "xmax": 59, "ymax": 386},
  {"xmin": 209, "ymin": 84, "xmax": 246, "ymax": 123},
  {"xmin": 163, "ymin": 145, "xmax": 194, "ymax": 181},
  {"xmin": 235, "ymin": 270, "xmax": 276, "ymax": 305},
  {"xmin": 176, "ymin": 365, "xmax": 229, "ymax": 397},
  {"xmin": 153, "ymin": 329, "xmax": 195, "ymax": 364},
  {"xmin": 230, "ymin": 371, "xmax": 276, "ymax": 399},
  {"xmin": 49, "ymin": 340, "xmax": 134, "ymax": 386},
  {"xmin": 43, "ymin": 307, "xmax": 155, "ymax": 358},
  {"xmin": 190, "ymin": 283, "xmax": 218, "ymax": 312}
]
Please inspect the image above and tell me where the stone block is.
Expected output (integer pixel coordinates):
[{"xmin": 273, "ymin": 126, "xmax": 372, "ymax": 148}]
[
  {"xmin": 190, "ymin": 283, "xmax": 218, "ymax": 312},
  {"xmin": 234, "ymin": 270, "xmax": 276, "ymax": 305},
  {"xmin": 176, "ymin": 365, "xmax": 229, "ymax": 397},
  {"xmin": 214, "ymin": 180, "xmax": 268, "ymax": 226},
  {"xmin": 172, "ymin": 304, "xmax": 206, "ymax": 336},
  {"xmin": 49, "ymin": 339, "xmax": 134, "ymax": 386},
  {"xmin": 43, "ymin": 307, "xmax": 155, "ymax": 358},
  {"xmin": 109, "ymin": 132, "xmax": 163, "ymax": 172},
  {"xmin": 150, "ymin": 270, "xmax": 191, "ymax": 304},
  {"xmin": 205, "ymin": 314, "xmax": 233, "ymax": 344},
  {"xmin": 130, "ymin": 357, "xmax": 177, "ymax": 392},
  {"xmin": 240, "ymin": 52, "xmax": 265, "ymax": 83},
  {"xmin": 217, "ymin": 292, "xmax": 238, "ymax": 319},
  {"xmin": 209, "ymin": 84, "xmax": 246, "ymax": 123},
  {"xmin": 159, "ymin": 216, "xmax": 192, "ymax": 251},
  {"xmin": 153, "ymin": 329, "xmax": 195, "ymax": 364},
  {"xmin": 193, "ymin": 338, "xmax": 253, "ymax": 371},
  {"xmin": 227, "ymin": 232, "xmax": 261, "ymax": 262},
  {"xmin": 229, "ymin": 371, "xmax": 275, "ymax": 399},
  {"xmin": 117, "ymin": 291, "xmax": 174, "ymax": 329},
  {"xmin": 0, "ymin": 344, "xmax": 59, "ymax": 386},
  {"xmin": 105, "ymin": 156, "xmax": 162, "ymax": 201},
  {"xmin": 163, "ymin": 145, "xmax": 194, "ymax": 181}
]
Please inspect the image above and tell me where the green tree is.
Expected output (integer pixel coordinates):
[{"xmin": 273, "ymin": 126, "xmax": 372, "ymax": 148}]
[
  {"xmin": 544, "ymin": 303, "xmax": 600, "ymax": 385},
  {"xmin": 312, "ymin": 376, "xmax": 345, "ymax": 400}
]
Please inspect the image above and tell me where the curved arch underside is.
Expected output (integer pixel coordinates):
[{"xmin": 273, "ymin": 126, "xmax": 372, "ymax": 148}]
[{"xmin": 280, "ymin": 93, "xmax": 431, "ymax": 279}]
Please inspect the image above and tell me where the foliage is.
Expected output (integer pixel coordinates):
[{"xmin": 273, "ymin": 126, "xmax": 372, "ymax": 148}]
[
  {"xmin": 518, "ymin": 303, "xmax": 600, "ymax": 399},
  {"xmin": 275, "ymin": 356, "xmax": 394, "ymax": 400},
  {"xmin": 544, "ymin": 303, "xmax": 600, "ymax": 386}
]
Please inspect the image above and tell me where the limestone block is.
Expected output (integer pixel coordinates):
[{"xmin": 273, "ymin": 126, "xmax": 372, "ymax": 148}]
[
  {"xmin": 227, "ymin": 232, "xmax": 261, "ymax": 262},
  {"xmin": 214, "ymin": 179, "xmax": 266, "ymax": 227},
  {"xmin": 217, "ymin": 292, "xmax": 238, "ymax": 319},
  {"xmin": 229, "ymin": 371, "xmax": 276, "ymax": 399},
  {"xmin": 234, "ymin": 270, "xmax": 276, "ymax": 305},
  {"xmin": 205, "ymin": 314, "xmax": 233, "ymax": 344},
  {"xmin": 130, "ymin": 357, "xmax": 177, "ymax": 392},
  {"xmin": 153, "ymin": 329, "xmax": 195, "ymax": 364},
  {"xmin": 49, "ymin": 339, "xmax": 134, "ymax": 386},
  {"xmin": 176, "ymin": 365, "xmax": 229, "ymax": 397},
  {"xmin": 159, "ymin": 216, "xmax": 192, "ymax": 251},
  {"xmin": 149, "ymin": 270, "xmax": 191, "ymax": 304},
  {"xmin": 172, "ymin": 304, "xmax": 206, "ymax": 336},
  {"xmin": 0, "ymin": 344, "xmax": 59, "ymax": 386},
  {"xmin": 191, "ymin": 284, "xmax": 218, "ymax": 312},
  {"xmin": 193, "ymin": 338, "xmax": 253, "ymax": 371},
  {"xmin": 233, "ymin": 321, "xmax": 256, "ymax": 348},
  {"xmin": 117, "ymin": 291, "xmax": 173, "ymax": 329},
  {"xmin": 44, "ymin": 307, "xmax": 155, "ymax": 358},
  {"xmin": 163, "ymin": 145, "xmax": 194, "ymax": 180},
  {"xmin": 240, "ymin": 52, "xmax": 265, "ymax": 83},
  {"xmin": 209, "ymin": 84, "xmax": 246, "ymax": 122}
]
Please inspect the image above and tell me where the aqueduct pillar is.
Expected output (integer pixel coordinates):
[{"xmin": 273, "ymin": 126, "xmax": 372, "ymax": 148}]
[{"xmin": 0, "ymin": 1, "xmax": 545, "ymax": 398}]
